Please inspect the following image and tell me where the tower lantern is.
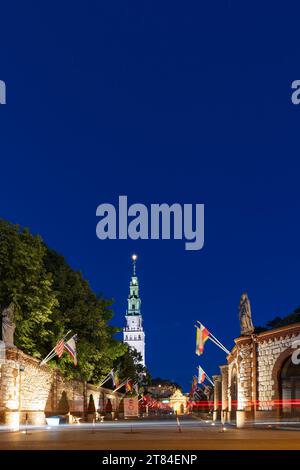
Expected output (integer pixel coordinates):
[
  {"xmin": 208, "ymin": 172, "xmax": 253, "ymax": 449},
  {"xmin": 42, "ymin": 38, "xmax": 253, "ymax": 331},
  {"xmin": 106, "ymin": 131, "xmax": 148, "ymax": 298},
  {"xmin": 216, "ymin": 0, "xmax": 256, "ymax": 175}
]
[{"xmin": 123, "ymin": 254, "xmax": 146, "ymax": 366}]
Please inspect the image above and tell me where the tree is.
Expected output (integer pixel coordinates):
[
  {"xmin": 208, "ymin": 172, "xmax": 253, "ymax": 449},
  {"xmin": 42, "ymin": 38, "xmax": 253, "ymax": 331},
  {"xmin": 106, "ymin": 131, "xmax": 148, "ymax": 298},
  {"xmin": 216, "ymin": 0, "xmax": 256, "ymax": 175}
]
[
  {"xmin": 115, "ymin": 346, "xmax": 150, "ymax": 386},
  {"xmin": 58, "ymin": 391, "xmax": 70, "ymax": 414},
  {"xmin": 266, "ymin": 316, "xmax": 283, "ymax": 329},
  {"xmin": 87, "ymin": 394, "xmax": 96, "ymax": 413},
  {"xmin": 42, "ymin": 247, "xmax": 127, "ymax": 382},
  {"xmin": 0, "ymin": 218, "xmax": 128, "ymax": 383},
  {"xmin": 256, "ymin": 307, "xmax": 300, "ymax": 332},
  {"xmin": 105, "ymin": 398, "xmax": 112, "ymax": 413},
  {"xmin": 150, "ymin": 377, "xmax": 182, "ymax": 391},
  {"xmin": 0, "ymin": 219, "xmax": 58, "ymax": 357}
]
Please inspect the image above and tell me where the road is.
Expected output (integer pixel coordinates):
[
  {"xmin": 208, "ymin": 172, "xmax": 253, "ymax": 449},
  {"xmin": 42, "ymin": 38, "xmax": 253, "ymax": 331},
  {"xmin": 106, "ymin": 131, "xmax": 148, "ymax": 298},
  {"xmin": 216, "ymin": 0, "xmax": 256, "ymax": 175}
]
[{"xmin": 0, "ymin": 415, "xmax": 300, "ymax": 450}]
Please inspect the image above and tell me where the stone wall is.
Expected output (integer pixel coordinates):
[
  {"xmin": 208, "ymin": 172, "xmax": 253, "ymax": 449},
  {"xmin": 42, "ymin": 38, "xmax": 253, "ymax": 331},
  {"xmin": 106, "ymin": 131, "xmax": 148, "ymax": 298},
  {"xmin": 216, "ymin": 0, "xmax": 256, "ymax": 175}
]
[
  {"xmin": 0, "ymin": 347, "xmax": 123, "ymax": 427},
  {"xmin": 257, "ymin": 330, "xmax": 300, "ymax": 412}
]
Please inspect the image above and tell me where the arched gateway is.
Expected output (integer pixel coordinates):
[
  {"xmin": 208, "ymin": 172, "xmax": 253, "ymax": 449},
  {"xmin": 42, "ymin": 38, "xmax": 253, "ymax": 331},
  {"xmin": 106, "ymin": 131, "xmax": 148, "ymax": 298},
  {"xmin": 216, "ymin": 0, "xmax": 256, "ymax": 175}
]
[{"xmin": 280, "ymin": 356, "xmax": 300, "ymax": 418}]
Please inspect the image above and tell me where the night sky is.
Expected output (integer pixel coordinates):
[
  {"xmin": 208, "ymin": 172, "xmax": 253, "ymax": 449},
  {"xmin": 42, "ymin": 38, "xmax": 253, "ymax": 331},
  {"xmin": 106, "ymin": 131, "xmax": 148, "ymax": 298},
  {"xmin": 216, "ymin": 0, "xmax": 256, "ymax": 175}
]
[{"xmin": 1, "ymin": 2, "xmax": 300, "ymax": 391}]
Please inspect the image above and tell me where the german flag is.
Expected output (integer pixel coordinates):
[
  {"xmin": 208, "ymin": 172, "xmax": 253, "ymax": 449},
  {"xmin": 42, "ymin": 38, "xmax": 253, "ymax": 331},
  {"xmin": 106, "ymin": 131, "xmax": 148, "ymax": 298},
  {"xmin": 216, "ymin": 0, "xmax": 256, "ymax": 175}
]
[
  {"xmin": 189, "ymin": 375, "xmax": 198, "ymax": 398},
  {"xmin": 125, "ymin": 379, "xmax": 133, "ymax": 392}
]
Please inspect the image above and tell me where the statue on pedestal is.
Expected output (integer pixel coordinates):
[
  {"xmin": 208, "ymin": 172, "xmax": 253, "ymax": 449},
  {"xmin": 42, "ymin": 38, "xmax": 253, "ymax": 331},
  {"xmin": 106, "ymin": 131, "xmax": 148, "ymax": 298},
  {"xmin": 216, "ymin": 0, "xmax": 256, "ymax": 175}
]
[
  {"xmin": 239, "ymin": 293, "xmax": 254, "ymax": 336},
  {"xmin": 2, "ymin": 303, "xmax": 16, "ymax": 347}
]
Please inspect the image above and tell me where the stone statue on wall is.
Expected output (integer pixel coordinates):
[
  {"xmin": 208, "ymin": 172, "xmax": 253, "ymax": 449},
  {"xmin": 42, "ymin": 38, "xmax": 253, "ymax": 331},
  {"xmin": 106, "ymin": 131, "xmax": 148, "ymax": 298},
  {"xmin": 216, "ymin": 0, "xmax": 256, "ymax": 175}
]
[
  {"xmin": 239, "ymin": 293, "xmax": 254, "ymax": 336},
  {"xmin": 0, "ymin": 340, "xmax": 5, "ymax": 364},
  {"xmin": 2, "ymin": 303, "xmax": 16, "ymax": 346}
]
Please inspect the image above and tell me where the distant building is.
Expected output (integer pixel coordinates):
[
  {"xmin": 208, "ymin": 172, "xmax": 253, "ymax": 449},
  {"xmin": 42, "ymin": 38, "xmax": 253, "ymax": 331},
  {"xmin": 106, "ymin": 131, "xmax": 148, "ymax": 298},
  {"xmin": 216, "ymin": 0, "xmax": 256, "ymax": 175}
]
[
  {"xmin": 146, "ymin": 379, "xmax": 187, "ymax": 415},
  {"xmin": 146, "ymin": 379, "xmax": 181, "ymax": 399},
  {"xmin": 123, "ymin": 255, "xmax": 145, "ymax": 366}
]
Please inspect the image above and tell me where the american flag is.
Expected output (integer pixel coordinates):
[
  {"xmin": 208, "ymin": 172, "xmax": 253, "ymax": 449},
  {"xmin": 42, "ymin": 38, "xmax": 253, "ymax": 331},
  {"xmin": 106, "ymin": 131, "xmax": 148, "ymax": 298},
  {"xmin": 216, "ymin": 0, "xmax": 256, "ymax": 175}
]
[
  {"xmin": 54, "ymin": 338, "xmax": 65, "ymax": 358},
  {"xmin": 64, "ymin": 335, "xmax": 77, "ymax": 366}
]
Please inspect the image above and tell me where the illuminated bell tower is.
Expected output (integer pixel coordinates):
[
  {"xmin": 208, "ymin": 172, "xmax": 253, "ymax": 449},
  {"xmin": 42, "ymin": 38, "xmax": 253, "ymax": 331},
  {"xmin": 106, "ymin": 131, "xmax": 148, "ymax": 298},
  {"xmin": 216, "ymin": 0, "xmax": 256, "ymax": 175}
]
[{"xmin": 123, "ymin": 255, "xmax": 145, "ymax": 366}]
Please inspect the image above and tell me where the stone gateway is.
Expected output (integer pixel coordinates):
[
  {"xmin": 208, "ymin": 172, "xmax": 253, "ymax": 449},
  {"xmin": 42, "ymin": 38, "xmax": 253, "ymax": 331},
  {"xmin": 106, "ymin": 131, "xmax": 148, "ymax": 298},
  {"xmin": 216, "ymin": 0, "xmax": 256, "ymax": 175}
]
[{"xmin": 213, "ymin": 294, "xmax": 300, "ymax": 427}]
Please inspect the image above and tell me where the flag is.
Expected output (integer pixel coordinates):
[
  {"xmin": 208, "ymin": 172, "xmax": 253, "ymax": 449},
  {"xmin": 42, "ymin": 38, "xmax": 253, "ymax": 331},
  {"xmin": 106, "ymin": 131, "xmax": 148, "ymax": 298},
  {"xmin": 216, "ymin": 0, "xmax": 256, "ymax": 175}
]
[
  {"xmin": 194, "ymin": 388, "xmax": 203, "ymax": 402},
  {"xmin": 197, "ymin": 365, "xmax": 206, "ymax": 384},
  {"xmin": 109, "ymin": 370, "xmax": 115, "ymax": 387},
  {"xmin": 64, "ymin": 335, "xmax": 77, "ymax": 366},
  {"xmin": 54, "ymin": 338, "xmax": 65, "ymax": 358},
  {"xmin": 126, "ymin": 379, "xmax": 133, "ymax": 392},
  {"xmin": 189, "ymin": 375, "xmax": 198, "ymax": 398},
  {"xmin": 40, "ymin": 330, "xmax": 72, "ymax": 366},
  {"xmin": 114, "ymin": 371, "xmax": 120, "ymax": 388},
  {"xmin": 195, "ymin": 323, "xmax": 210, "ymax": 355}
]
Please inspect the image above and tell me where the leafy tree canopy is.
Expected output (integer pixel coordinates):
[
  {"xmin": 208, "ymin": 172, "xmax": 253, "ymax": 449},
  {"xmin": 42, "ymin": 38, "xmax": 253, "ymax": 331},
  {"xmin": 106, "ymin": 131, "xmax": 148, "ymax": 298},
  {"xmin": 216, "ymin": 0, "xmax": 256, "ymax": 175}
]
[
  {"xmin": 255, "ymin": 307, "xmax": 300, "ymax": 333},
  {"xmin": 0, "ymin": 219, "xmax": 57, "ymax": 355},
  {"xmin": 0, "ymin": 219, "xmax": 133, "ymax": 383},
  {"xmin": 115, "ymin": 346, "xmax": 150, "ymax": 387},
  {"xmin": 149, "ymin": 377, "xmax": 182, "ymax": 391}
]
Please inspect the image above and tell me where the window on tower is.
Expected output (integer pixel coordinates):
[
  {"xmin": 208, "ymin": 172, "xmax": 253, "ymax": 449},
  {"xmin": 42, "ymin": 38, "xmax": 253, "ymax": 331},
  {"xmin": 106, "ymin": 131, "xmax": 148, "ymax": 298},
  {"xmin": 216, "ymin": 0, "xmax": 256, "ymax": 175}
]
[{"xmin": 132, "ymin": 304, "xmax": 135, "ymax": 310}]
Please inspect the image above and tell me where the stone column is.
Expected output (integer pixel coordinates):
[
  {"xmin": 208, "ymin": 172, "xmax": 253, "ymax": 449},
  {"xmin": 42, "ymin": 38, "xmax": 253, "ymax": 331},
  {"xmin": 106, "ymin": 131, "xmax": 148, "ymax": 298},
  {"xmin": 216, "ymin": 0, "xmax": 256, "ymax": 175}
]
[
  {"xmin": 0, "ymin": 358, "xmax": 20, "ymax": 430},
  {"xmin": 251, "ymin": 335, "xmax": 257, "ymax": 421},
  {"xmin": 212, "ymin": 374, "xmax": 221, "ymax": 421},
  {"xmin": 220, "ymin": 365, "xmax": 229, "ymax": 423},
  {"xmin": 235, "ymin": 337, "xmax": 254, "ymax": 428}
]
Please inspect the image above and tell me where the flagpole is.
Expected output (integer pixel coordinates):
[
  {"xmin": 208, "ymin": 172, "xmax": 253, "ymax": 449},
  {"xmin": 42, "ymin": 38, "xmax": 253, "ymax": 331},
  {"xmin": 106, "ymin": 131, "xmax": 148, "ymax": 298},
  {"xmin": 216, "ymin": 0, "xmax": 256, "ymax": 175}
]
[
  {"xmin": 208, "ymin": 332, "xmax": 230, "ymax": 355},
  {"xmin": 207, "ymin": 336, "xmax": 230, "ymax": 354},
  {"xmin": 205, "ymin": 376, "xmax": 214, "ymax": 386},
  {"xmin": 40, "ymin": 348, "xmax": 58, "ymax": 366},
  {"xmin": 40, "ymin": 352, "xmax": 57, "ymax": 366},
  {"xmin": 99, "ymin": 370, "xmax": 114, "ymax": 388},
  {"xmin": 43, "ymin": 351, "xmax": 57, "ymax": 362},
  {"xmin": 98, "ymin": 374, "xmax": 111, "ymax": 388}
]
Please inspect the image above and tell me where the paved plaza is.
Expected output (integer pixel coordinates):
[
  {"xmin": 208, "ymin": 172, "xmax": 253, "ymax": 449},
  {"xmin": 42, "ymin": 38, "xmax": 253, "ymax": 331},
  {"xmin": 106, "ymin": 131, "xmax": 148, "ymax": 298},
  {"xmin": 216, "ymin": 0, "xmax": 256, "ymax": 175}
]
[{"xmin": 0, "ymin": 416, "xmax": 300, "ymax": 450}]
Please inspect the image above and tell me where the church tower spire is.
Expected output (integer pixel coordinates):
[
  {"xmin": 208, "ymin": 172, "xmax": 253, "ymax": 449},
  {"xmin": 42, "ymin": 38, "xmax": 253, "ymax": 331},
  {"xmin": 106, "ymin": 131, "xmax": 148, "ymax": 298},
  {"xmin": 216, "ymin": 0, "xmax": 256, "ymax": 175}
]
[{"xmin": 123, "ymin": 254, "xmax": 146, "ymax": 366}]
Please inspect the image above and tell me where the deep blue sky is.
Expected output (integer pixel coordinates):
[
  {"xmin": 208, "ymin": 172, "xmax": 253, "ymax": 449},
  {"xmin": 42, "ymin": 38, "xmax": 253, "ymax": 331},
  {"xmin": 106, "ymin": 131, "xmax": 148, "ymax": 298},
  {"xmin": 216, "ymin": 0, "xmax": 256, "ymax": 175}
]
[{"xmin": 1, "ymin": 2, "xmax": 300, "ymax": 391}]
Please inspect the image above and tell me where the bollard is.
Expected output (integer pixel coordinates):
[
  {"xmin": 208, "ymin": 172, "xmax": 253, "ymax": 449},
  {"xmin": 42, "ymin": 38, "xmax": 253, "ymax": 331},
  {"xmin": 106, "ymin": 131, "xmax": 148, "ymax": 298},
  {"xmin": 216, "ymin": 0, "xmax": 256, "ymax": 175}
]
[{"xmin": 176, "ymin": 416, "xmax": 182, "ymax": 433}]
